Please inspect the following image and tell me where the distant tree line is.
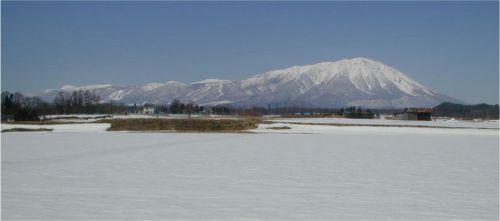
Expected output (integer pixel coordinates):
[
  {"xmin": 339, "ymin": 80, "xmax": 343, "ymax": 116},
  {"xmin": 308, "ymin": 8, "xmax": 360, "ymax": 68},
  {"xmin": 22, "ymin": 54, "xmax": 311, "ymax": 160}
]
[
  {"xmin": 136, "ymin": 99, "xmax": 265, "ymax": 116},
  {"xmin": 168, "ymin": 99, "xmax": 202, "ymax": 114},
  {"xmin": 1, "ymin": 91, "xmax": 45, "ymax": 121},
  {"xmin": 7, "ymin": 90, "xmax": 496, "ymax": 122},
  {"xmin": 52, "ymin": 90, "xmax": 129, "ymax": 115},
  {"xmin": 133, "ymin": 99, "xmax": 268, "ymax": 116},
  {"xmin": 131, "ymin": 99, "xmax": 204, "ymax": 116},
  {"xmin": 336, "ymin": 106, "xmax": 375, "ymax": 119},
  {"xmin": 0, "ymin": 89, "xmax": 392, "ymax": 121},
  {"xmin": 433, "ymin": 102, "xmax": 499, "ymax": 119},
  {"xmin": 1, "ymin": 90, "xmax": 129, "ymax": 121}
]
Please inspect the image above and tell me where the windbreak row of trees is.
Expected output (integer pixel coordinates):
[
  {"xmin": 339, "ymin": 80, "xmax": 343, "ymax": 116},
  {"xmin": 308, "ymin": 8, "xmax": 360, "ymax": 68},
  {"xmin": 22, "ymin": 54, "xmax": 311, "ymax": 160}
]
[
  {"xmin": 53, "ymin": 90, "xmax": 102, "ymax": 114},
  {"xmin": 336, "ymin": 106, "xmax": 375, "ymax": 119},
  {"xmin": 167, "ymin": 99, "xmax": 203, "ymax": 114},
  {"xmin": 1, "ymin": 92, "xmax": 47, "ymax": 121},
  {"xmin": 51, "ymin": 90, "xmax": 128, "ymax": 115},
  {"xmin": 433, "ymin": 102, "xmax": 499, "ymax": 119},
  {"xmin": 134, "ymin": 99, "xmax": 265, "ymax": 116},
  {"xmin": 1, "ymin": 90, "xmax": 129, "ymax": 121},
  {"xmin": 1, "ymin": 90, "xmax": 246, "ymax": 121}
]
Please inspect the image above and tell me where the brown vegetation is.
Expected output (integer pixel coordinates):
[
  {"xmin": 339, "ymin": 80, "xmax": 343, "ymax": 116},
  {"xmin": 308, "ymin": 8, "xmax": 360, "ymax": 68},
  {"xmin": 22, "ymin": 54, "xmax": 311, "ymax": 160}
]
[
  {"xmin": 99, "ymin": 118, "xmax": 262, "ymax": 132},
  {"xmin": 2, "ymin": 128, "xmax": 53, "ymax": 133},
  {"xmin": 267, "ymin": 126, "xmax": 291, "ymax": 130}
]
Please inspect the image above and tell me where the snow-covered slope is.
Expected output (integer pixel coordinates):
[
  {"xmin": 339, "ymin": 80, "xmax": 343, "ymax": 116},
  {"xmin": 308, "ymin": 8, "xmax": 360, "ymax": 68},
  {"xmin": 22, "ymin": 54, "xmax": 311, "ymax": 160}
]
[{"xmin": 37, "ymin": 57, "xmax": 460, "ymax": 108}]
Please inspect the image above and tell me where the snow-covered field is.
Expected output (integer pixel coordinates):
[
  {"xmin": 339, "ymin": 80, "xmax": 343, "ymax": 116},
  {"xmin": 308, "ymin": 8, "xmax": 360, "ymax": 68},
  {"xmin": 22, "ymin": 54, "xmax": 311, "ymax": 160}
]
[
  {"xmin": 251, "ymin": 122, "xmax": 499, "ymax": 136},
  {"xmin": 2, "ymin": 123, "xmax": 498, "ymax": 220},
  {"xmin": 271, "ymin": 117, "xmax": 500, "ymax": 129},
  {"xmin": 1, "ymin": 123, "xmax": 110, "ymax": 133}
]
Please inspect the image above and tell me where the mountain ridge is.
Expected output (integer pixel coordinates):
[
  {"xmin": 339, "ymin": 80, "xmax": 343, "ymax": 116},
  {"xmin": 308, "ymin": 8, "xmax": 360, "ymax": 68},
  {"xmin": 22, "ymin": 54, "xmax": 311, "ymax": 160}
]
[{"xmin": 37, "ymin": 57, "xmax": 460, "ymax": 108}]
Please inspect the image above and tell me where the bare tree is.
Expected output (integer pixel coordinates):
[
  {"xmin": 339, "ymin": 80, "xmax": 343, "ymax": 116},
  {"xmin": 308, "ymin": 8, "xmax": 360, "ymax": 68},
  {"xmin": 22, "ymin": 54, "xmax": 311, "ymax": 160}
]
[{"xmin": 186, "ymin": 101, "xmax": 194, "ymax": 118}]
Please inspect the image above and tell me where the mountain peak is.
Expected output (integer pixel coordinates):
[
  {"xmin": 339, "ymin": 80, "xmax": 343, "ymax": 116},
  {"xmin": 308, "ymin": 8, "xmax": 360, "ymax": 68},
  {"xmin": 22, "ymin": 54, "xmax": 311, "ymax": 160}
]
[
  {"xmin": 60, "ymin": 84, "xmax": 112, "ymax": 91},
  {"xmin": 60, "ymin": 85, "xmax": 77, "ymax": 91},
  {"xmin": 344, "ymin": 57, "xmax": 378, "ymax": 63},
  {"xmin": 39, "ymin": 58, "xmax": 457, "ymax": 108},
  {"xmin": 192, "ymin": 79, "xmax": 232, "ymax": 84},
  {"xmin": 165, "ymin": 81, "xmax": 187, "ymax": 86},
  {"xmin": 142, "ymin": 82, "xmax": 165, "ymax": 91}
]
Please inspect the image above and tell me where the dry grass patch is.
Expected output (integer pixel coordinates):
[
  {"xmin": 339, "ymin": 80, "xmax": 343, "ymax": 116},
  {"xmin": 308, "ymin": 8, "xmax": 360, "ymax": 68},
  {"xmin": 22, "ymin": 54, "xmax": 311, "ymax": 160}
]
[
  {"xmin": 2, "ymin": 128, "xmax": 53, "ymax": 133},
  {"xmin": 99, "ymin": 118, "xmax": 262, "ymax": 132},
  {"xmin": 267, "ymin": 126, "xmax": 291, "ymax": 130}
]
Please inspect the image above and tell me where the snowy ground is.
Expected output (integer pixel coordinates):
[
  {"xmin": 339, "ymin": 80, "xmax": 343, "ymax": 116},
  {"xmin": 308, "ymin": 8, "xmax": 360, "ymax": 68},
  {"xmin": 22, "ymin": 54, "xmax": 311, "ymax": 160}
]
[
  {"xmin": 251, "ymin": 122, "xmax": 499, "ymax": 136},
  {"xmin": 271, "ymin": 117, "xmax": 499, "ymax": 129},
  {"xmin": 1, "ymin": 123, "xmax": 110, "ymax": 133},
  {"xmin": 2, "ymin": 123, "xmax": 498, "ymax": 220}
]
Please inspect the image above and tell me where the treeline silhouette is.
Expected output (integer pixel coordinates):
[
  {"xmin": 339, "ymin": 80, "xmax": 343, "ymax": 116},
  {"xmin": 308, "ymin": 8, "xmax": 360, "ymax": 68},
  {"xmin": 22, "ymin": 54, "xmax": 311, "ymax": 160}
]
[
  {"xmin": 0, "ymin": 90, "xmax": 266, "ymax": 120},
  {"xmin": 1, "ymin": 90, "xmax": 129, "ymax": 121},
  {"xmin": 335, "ymin": 106, "xmax": 375, "ymax": 119},
  {"xmin": 1, "ymin": 92, "xmax": 45, "ymax": 121},
  {"xmin": 433, "ymin": 102, "xmax": 499, "ymax": 119},
  {"xmin": 2, "ymin": 90, "xmax": 497, "ymax": 121}
]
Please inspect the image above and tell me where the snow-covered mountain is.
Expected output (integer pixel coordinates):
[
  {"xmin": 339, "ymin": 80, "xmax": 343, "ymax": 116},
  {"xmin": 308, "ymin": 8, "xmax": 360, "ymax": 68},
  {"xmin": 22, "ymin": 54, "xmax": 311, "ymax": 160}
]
[{"xmin": 37, "ymin": 57, "xmax": 460, "ymax": 108}]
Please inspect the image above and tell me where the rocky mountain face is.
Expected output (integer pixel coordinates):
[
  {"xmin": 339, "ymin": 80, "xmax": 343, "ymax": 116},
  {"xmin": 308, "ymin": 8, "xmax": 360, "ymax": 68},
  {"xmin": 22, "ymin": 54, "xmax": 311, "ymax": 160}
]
[{"xmin": 37, "ymin": 57, "xmax": 459, "ymax": 108}]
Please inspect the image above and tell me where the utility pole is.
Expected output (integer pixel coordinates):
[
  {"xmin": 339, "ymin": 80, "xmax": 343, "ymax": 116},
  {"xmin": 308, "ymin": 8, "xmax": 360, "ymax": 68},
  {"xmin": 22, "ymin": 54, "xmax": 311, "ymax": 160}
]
[
  {"xmin": 284, "ymin": 101, "xmax": 287, "ymax": 115},
  {"xmin": 301, "ymin": 100, "xmax": 304, "ymax": 116}
]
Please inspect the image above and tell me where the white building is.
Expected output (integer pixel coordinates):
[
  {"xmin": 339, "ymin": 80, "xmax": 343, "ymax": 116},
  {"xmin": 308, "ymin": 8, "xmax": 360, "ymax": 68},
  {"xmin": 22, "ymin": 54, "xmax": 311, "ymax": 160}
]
[{"xmin": 142, "ymin": 104, "xmax": 155, "ymax": 115}]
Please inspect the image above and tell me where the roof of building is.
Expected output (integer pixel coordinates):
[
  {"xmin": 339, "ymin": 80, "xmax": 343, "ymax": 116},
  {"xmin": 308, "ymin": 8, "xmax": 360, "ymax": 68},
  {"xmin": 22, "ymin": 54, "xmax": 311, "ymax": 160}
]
[{"xmin": 404, "ymin": 108, "xmax": 432, "ymax": 113}]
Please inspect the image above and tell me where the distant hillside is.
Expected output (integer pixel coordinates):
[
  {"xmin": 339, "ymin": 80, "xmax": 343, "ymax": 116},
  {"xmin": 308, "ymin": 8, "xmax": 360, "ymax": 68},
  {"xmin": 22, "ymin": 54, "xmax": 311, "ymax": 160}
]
[{"xmin": 433, "ymin": 102, "xmax": 499, "ymax": 119}]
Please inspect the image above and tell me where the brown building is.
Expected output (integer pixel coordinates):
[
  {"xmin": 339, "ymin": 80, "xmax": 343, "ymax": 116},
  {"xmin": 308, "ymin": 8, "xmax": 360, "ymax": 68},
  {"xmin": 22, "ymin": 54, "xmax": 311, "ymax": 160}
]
[{"xmin": 400, "ymin": 108, "xmax": 432, "ymax": 121}]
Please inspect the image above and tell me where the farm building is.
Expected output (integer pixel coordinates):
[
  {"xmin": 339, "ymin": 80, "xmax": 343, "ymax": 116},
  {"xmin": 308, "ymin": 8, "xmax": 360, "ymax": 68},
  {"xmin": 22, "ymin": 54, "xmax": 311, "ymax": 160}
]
[
  {"xmin": 142, "ymin": 104, "xmax": 156, "ymax": 115},
  {"xmin": 400, "ymin": 108, "xmax": 432, "ymax": 121}
]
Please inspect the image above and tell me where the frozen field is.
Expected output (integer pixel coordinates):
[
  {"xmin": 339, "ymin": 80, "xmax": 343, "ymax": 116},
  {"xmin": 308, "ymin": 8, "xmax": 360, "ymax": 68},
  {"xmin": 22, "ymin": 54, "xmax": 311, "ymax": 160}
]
[
  {"xmin": 2, "ymin": 125, "xmax": 499, "ymax": 219},
  {"xmin": 271, "ymin": 117, "xmax": 499, "ymax": 129},
  {"xmin": 1, "ymin": 123, "xmax": 110, "ymax": 133}
]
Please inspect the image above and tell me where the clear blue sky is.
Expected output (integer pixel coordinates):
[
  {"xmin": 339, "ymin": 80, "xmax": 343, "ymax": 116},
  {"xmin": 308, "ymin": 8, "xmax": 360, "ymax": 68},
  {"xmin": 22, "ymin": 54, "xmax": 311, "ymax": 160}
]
[{"xmin": 2, "ymin": 1, "xmax": 498, "ymax": 104}]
